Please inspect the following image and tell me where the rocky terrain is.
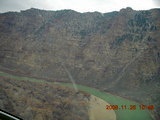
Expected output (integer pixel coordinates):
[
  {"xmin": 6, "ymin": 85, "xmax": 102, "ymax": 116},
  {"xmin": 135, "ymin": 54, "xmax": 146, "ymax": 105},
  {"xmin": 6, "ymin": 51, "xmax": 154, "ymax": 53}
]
[
  {"xmin": 0, "ymin": 76, "xmax": 90, "ymax": 120},
  {"xmin": 0, "ymin": 7, "xmax": 160, "ymax": 119}
]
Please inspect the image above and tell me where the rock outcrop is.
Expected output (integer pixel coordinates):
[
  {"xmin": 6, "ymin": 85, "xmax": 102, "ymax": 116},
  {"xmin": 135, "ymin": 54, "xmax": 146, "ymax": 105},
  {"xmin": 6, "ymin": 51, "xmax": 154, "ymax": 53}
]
[{"xmin": 0, "ymin": 7, "xmax": 160, "ymax": 119}]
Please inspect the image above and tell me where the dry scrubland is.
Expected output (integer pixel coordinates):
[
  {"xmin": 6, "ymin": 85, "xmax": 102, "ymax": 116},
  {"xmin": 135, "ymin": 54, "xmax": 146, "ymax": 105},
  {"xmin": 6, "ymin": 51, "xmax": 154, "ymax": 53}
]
[
  {"xmin": 0, "ymin": 7, "xmax": 160, "ymax": 119},
  {"xmin": 0, "ymin": 76, "xmax": 90, "ymax": 120}
]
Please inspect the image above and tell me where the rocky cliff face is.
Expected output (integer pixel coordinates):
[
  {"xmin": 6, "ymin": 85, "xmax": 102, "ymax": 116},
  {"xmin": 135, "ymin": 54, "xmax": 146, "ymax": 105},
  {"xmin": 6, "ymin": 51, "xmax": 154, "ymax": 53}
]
[{"xmin": 0, "ymin": 7, "xmax": 160, "ymax": 119}]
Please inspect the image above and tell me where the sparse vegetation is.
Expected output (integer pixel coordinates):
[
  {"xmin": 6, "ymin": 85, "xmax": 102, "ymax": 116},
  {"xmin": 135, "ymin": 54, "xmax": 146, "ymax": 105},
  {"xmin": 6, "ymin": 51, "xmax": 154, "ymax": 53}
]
[
  {"xmin": 0, "ymin": 76, "xmax": 90, "ymax": 120},
  {"xmin": 0, "ymin": 71, "xmax": 155, "ymax": 120},
  {"xmin": 0, "ymin": 8, "xmax": 160, "ymax": 120}
]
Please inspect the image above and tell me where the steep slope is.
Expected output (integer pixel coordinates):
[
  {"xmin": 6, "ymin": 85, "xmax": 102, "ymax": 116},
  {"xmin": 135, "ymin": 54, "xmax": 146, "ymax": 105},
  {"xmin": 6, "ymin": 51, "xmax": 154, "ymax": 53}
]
[
  {"xmin": 0, "ymin": 7, "xmax": 160, "ymax": 119},
  {"xmin": 0, "ymin": 76, "xmax": 90, "ymax": 120}
]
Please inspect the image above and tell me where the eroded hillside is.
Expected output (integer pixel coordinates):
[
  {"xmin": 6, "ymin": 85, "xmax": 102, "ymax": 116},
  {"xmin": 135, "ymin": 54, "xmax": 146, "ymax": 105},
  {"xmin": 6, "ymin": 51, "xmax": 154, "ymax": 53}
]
[
  {"xmin": 0, "ymin": 7, "xmax": 160, "ymax": 119},
  {"xmin": 0, "ymin": 76, "xmax": 90, "ymax": 120}
]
